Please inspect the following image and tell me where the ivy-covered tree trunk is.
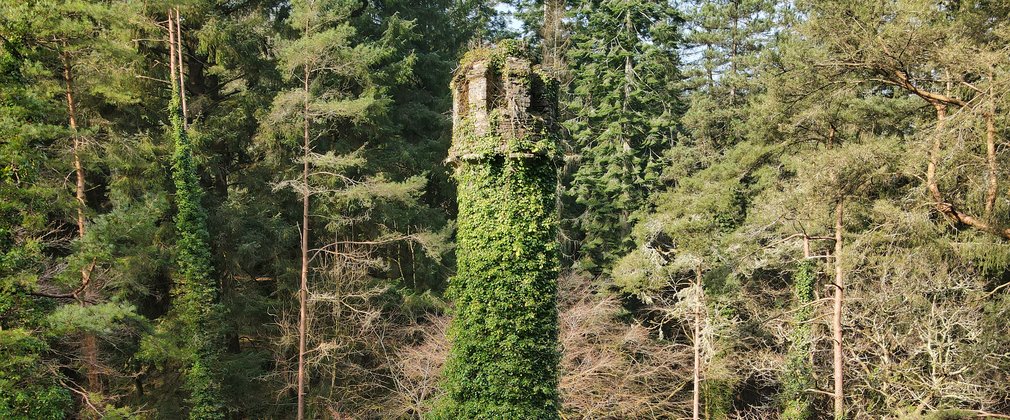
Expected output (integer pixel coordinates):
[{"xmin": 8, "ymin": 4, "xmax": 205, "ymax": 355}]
[
  {"xmin": 167, "ymin": 10, "xmax": 224, "ymax": 419},
  {"xmin": 438, "ymin": 42, "xmax": 561, "ymax": 418},
  {"xmin": 782, "ymin": 258, "xmax": 816, "ymax": 419}
]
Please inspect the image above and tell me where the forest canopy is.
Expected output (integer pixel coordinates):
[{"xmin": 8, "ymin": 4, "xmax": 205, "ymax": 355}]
[{"xmin": 2, "ymin": 0, "xmax": 1010, "ymax": 418}]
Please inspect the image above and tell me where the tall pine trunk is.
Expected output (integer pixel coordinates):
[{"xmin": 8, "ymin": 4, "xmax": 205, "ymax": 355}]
[
  {"xmin": 832, "ymin": 200, "xmax": 844, "ymax": 419},
  {"xmin": 296, "ymin": 30, "xmax": 311, "ymax": 420},
  {"xmin": 62, "ymin": 48, "xmax": 102, "ymax": 397},
  {"xmin": 174, "ymin": 8, "xmax": 188, "ymax": 128},
  {"xmin": 692, "ymin": 269, "xmax": 703, "ymax": 420},
  {"xmin": 985, "ymin": 78, "xmax": 997, "ymax": 217}
]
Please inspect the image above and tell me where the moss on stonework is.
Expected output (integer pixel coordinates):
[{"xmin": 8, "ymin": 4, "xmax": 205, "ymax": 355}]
[
  {"xmin": 434, "ymin": 46, "xmax": 561, "ymax": 419},
  {"xmin": 448, "ymin": 44, "xmax": 559, "ymax": 163},
  {"xmin": 455, "ymin": 39, "xmax": 527, "ymax": 77}
]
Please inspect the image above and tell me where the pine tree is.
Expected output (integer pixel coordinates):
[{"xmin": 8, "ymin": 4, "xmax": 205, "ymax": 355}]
[
  {"xmin": 0, "ymin": 19, "xmax": 73, "ymax": 419},
  {"xmin": 1, "ymin": 1, "xmax": 148, "ymax": 416},
  {"xmin": 264, "ymin": 0, "xmax": 421, "ymax": 415},
  {"xmin": 608, "ymin": 3, "xmax": 781, "ymax": 415},
  {"xmin": 564, "ymin": 0, "xmax": 684, "ymax": 273},
  {"xmin": 680, "ymin": 0, "xmax": 775, "ymax": 152},
  {"xmin": 767, "ymin": 2, "xmax": 1010, "ymax": 416}
]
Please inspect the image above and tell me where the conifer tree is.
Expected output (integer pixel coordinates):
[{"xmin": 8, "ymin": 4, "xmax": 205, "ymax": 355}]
[
  {"xmin": 264, "ymin": 0, "xmax": 419, "ymax": 416},
  {"xmin": 564, "ymin": 0, "xmax": 684, "ymax": 272},
  {"xmin": 0, "ymin": 18, "xmax": 73, "ymax": 419},
  {"xmin": 1, "ymin": 2, "xmax": 147, "ymax": 416}
]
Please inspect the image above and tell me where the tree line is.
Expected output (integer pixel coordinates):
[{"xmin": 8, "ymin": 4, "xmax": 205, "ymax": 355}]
[{"xmin": 2, "ymin": 0, "xmax": 1009, "ymax": 418}]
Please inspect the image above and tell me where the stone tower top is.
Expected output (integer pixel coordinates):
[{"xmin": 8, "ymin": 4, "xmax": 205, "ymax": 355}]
[{"xmin": 448, "ymin": 42, "xmax": 559, "ymax": 164}]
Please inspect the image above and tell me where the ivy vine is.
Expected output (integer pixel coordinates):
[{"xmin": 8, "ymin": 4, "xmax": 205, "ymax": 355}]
[{"xmin": 434, "ymin": 43, "xmax": 561, "ymax": 419}]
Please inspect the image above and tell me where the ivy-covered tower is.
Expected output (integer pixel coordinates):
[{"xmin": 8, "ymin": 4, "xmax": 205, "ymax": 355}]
[{"xmin": 438, "ymin": 43, "xmax": 561, "ymax": 418}]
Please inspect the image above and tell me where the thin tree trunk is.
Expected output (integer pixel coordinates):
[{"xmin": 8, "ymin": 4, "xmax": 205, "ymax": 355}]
[
  {"xmin": 174, "ymin": 8, "xmax": 188, "ymax": 128},
  {"xmin": 887, "ymin": 69, "xmax": 1007, "ymax": 236},
  {"xmin": 622, "ymin": 9, "xmax": 633, "ymax": 153},
  {"xmin": 542, "ymin": 0, "xmax": 564, "ymax": 72},
  {"xmin": 693, "ymin": 268, "xmax": 702, "ymax": 420},
  {"xmin": 63, "ymin": 53, "xmax": 86, "ymax": 238},
  {"xmin": 729, "ymin": 0, "xmax": 738, "ymax": 105},
  {"xmin": 296, "ymin": 39, "xmax": 311, "ymax": 420},
  {"xmin": 832, "ymin": 200, "xmax": 844, "ymax": 419},
  {"xmin": 168, "ymin": 12, "xmax": 177, "ymax": 95},
  {"xmin": 81, "ymin": 333, "xmax": 100, "ymax": 395},
  {"xmin": 617, "ymin": 10, "xmax": 634, "ymax": 237},
  {"xmin": 63, "ymin": 47, "xmax": 102, "ymax": 397},
  {"xmin": 985, "ymin": 83, "xmax": 997, "ymax": 217},
  {"xmin": 803, "ymin": 235, "xmax": 816, "ymax": 371},
  {"xmin": 927, "ymin": 103, "xmax": 951, "ymax": 217}
]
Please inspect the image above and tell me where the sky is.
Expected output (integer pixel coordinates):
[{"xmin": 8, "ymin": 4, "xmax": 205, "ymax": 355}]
[{"xmin": 494, "ymin": 2, "xmax": 524, "ymax": 32}]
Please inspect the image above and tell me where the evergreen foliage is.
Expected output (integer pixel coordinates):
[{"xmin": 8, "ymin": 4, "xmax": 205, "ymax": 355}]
[
  {"xmin": 3, "ymin": 1, "xmax": 1010, "ymax": 418},
  {"xmin": 0, "ymin": 330, "xmax": 72, "ymax": 420},
  {"xmin": 563, "ymin": 0, "xmax": 684, "ymax": 272},
  {"xmin": 0, "ymin": 83, "xmax": 73, "ymax": 420},
  {"xmin": 1, "ymin": 12, "xmax": 76, "ymax": 418}
]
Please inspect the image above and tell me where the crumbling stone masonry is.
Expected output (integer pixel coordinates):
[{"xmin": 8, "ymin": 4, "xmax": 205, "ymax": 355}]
[{"xmin": 437, "ymin": 42, "xmax": 561, "ymax": 418}]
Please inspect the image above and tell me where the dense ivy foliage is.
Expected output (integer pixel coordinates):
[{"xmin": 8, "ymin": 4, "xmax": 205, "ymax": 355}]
[
  {"xmin": 781, "ymin": 259, "xmax": 816, "ymax": 419},
  {"xmin": 167, "ymin": 77, "xmax": 225, "ymax": 419},
  {"xmin": 437, "ymin": 46, "xmax": 561, "ymax": 418}
]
